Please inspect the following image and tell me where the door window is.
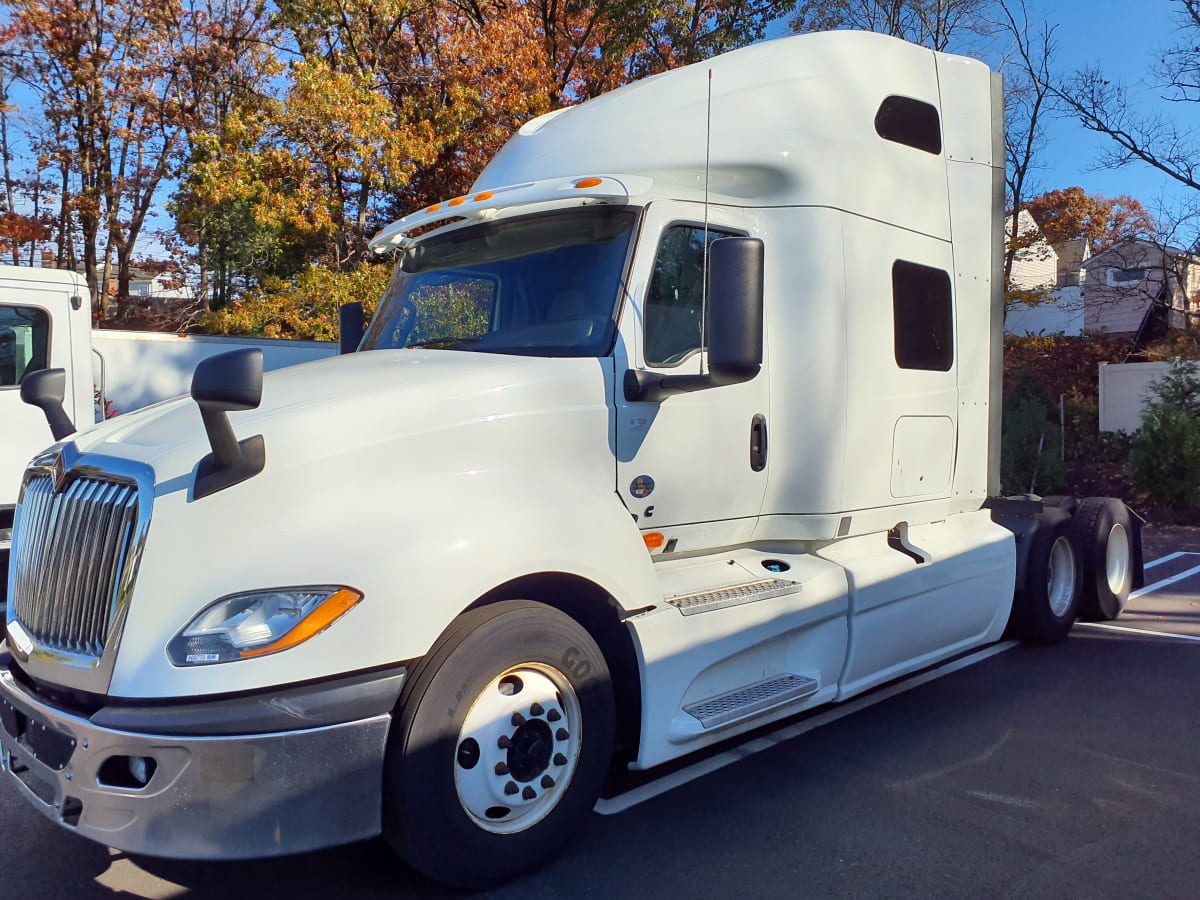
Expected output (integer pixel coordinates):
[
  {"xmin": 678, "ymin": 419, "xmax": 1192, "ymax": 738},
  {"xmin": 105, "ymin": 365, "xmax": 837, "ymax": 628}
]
[
  {"xmin": 0, "ymin": 305, "xmax": 50, "ymax": 387},
  {"xmin": 643, "ymin": 225, "xmax": 733, "ymax": 367}
]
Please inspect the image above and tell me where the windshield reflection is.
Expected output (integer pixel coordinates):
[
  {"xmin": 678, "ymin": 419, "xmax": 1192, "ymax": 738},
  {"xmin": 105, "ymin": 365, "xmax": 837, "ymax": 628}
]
[{"xmin": 362, "ymin": 206, "xmax": 638, "ymax": 358}]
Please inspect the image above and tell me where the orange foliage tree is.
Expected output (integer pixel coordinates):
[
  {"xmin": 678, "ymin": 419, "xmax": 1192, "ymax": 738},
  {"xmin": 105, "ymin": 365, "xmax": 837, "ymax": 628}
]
[
  {"xmin": 3, "ymin": 0, "xmax": 804, "ymax": 334},
  {"xmin": 1026, "ymin": 186, "xmax": 1155, "ymax": 251}
]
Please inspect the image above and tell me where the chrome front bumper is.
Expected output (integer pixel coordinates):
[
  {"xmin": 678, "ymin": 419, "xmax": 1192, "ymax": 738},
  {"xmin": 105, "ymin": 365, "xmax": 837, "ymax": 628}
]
[{"xmin": 0, "ymin": 657, "xmax": 398, "ymax": 859}]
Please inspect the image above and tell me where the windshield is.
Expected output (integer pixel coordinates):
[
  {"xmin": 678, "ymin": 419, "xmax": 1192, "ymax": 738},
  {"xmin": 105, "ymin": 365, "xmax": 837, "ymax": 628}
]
[{"xmin": 362, "ymin": 206, "xmax": 638, "ymax": 357}]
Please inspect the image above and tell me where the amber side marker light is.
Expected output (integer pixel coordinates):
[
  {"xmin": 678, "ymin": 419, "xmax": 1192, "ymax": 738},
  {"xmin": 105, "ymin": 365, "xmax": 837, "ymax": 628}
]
[
  {"xmin": 425, "ymin": 203, "xmax": 442, "ymax": 213},
  {"xmin": 239, "ymin": 588, "xmax": 363, "ymax": 658},
  {"xmin": 574, "ymin": 177, "xmax": 603, "ymax": 189},
  {"xmin": 474, "ymin": 191, "xmax": 494, "ymax": 202},
  {"xmin": 643, "ymin": 532, "xmax": 666, "ymax": 550},
  {"xmin": 448, "ymin": 197, "xmax": 466, "ymax": 207}
]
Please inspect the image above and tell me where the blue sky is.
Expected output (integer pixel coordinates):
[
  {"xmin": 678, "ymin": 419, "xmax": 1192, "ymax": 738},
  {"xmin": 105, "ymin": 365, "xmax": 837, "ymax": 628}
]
[{"xmin": 1024, "ymin": 0, "xmax": 1200, "ymax": 216}]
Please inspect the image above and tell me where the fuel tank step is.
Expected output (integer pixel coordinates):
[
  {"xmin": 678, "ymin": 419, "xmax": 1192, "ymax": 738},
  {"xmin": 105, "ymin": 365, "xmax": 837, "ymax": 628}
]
[
  {"xmin": 664, "ymin": 578, "xmax": 801, "ymax": 616},
  {"xmin": 683, "ymin": 673, "xmax": 819, "ymax": 729}
]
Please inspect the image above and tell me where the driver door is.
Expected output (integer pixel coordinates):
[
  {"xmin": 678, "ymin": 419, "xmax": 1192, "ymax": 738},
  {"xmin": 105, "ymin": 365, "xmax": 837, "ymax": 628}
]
[{"xmin": 613, "ymin": 201, "xmax": 769, "ymax": 546}]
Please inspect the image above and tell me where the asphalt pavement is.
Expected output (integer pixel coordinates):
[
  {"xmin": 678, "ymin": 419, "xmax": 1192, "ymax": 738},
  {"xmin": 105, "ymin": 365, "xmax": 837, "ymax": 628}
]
[{"xmin": 2, "ymin": 528, "xmax": 1199, "ymax": 899}]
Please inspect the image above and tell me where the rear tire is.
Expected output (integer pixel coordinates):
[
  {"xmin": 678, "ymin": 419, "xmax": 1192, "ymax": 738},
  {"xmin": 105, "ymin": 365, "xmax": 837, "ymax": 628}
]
[
  {"xmin": 1011, "ymin": 509, "xmax": 1082, "ymax": 645},
  {"xmin": 383, "ymin": 600, "xmax": 614, "ymax": 890},
  {"xmin": 1073, "ymin": 497, "xmax": 1134, "ymax": 621}
]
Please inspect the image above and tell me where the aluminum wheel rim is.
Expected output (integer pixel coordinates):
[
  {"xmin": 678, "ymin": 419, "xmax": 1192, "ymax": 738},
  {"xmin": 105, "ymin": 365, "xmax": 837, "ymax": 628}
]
[
  {"xmin": 453, "ymin": 662, "xmax": 582, "ymax": 835},
  {"xmin": 1047, "ymin": 535, "xmax": 1077, "ymax": 618},
  {"xmin": 1105, "ymin": 523, "xmax": 1131, "ymax": 596}
]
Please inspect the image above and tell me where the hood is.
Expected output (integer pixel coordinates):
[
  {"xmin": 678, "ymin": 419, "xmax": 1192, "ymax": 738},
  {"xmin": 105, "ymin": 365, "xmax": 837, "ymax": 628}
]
[{"xmin": 72, "ymin": 349, "xmax": 617, "ymax": 487}]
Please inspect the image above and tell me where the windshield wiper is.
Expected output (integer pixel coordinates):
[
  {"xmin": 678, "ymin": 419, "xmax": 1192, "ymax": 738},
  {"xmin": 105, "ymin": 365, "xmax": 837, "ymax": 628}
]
[{"xmin": 405, "ymin": 336, "xmax": 484, "ymax": 350}]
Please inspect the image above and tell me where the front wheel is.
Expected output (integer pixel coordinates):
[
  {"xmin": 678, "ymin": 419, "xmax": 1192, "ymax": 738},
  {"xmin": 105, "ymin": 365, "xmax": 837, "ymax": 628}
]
[{"xmin": 383, "ymin": 600, "xmax": 614, "ymax": 889}]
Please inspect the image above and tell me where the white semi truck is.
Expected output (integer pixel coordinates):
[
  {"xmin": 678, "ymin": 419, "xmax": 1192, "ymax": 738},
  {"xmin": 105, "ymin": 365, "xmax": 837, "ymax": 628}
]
[{"xmin": 0, "ymin": 32, "xmax": 1141, "ymax": 889}]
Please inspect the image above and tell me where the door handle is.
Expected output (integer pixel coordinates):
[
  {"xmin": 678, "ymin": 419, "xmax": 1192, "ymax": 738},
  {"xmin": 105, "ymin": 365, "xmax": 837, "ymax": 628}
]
[{"xmin": 750, "ymin": 414, "xmax": 767, "ymax": 472}]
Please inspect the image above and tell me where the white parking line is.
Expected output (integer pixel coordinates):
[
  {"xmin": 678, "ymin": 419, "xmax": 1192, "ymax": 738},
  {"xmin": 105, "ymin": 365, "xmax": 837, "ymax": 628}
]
[
  {"xmin": 1144, "ymin": 551, "xmax": 1193, "ymax": 570},
  {"xmin": 1130, "ymin": 562, "xmax": 1200, "ymax": 600},
  {"xmin": 595, "ymin": 640, "xmax": 1019, "ymax": 815},
  {"xmin": 1075, "ymin": 621, "xmax": 1200, "ymax": 643}
]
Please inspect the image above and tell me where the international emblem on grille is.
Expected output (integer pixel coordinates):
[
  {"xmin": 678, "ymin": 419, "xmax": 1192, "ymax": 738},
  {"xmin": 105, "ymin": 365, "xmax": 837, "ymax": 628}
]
[{"xmin": 9, "ymin": 461, "xmax": 142, "ymax": 659}]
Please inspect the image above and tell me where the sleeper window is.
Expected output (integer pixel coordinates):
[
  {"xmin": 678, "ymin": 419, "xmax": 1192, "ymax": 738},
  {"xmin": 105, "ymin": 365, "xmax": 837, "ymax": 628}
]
[
  {"xmin": 892, "ymin": 260, "xmax": 953, "ymax": 371},
  {"xmin": 875, "ymin": 95, "xmax": 942, "ymax": 155}
]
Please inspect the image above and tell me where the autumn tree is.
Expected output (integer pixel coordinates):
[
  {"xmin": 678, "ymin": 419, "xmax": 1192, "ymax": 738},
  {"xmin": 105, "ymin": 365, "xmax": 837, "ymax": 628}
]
[
  {"xmin": 1026, "ymin": 186, "xmax": 1155, "ymax": 251},
  {"xmin": 4, "ymin": 0, "xmax": 186, "ymax": 307},
  {"xmin": 0, "ymin": 34, "xmax": 52, "ymax": 265},
  {"xmin": 167, "ymin": 0, "xmax": 281, "ymax": 310}
]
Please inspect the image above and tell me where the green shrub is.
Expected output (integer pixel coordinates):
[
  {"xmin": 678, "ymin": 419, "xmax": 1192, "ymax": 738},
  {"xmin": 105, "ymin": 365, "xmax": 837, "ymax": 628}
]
[
  {"xmin": 1143, "ymin": 358, "xmax": 1200, "ymax": 416},
  {"xmin": 1001, "ymin": 391, "xmax": 1064, "ymax": 494},
  {"xmin": 1129, "ymin": 407, "xmax": 1200, "ymax": 507},
  {"xmin": 1128, "ymin": 359, "xmax": 1200, "ymax": 507}
]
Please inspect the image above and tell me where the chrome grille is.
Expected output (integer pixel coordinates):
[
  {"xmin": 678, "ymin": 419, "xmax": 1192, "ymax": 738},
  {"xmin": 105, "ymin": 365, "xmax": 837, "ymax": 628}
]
[{"xmin": 10, "ymin": 473, "xmax": 140, "ymax": 658}]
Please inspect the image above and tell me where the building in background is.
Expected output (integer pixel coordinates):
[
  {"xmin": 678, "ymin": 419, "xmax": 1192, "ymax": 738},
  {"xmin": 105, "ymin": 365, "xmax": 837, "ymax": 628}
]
[{"xmin": 1081, "ymin": 239, "xmax": 1200, "ymax": 339}]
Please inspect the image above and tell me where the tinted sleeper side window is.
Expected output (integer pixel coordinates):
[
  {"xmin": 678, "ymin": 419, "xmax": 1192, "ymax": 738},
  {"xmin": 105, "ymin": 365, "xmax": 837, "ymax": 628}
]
[{"xmin": 892, "ymin": 260, "xmax": 953, "ymax": 371}]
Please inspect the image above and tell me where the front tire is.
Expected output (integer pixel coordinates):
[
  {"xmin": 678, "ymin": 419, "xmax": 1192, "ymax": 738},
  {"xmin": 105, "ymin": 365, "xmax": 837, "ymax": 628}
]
[{"xmin": 383, "ymin": 600, "xmax": 614, "ymax": 889}]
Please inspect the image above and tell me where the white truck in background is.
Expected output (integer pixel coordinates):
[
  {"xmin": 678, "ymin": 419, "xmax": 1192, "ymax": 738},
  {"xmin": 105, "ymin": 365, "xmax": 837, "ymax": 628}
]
[
  {"xmin": 1, "ymin": 32, "xmax": 1142, "ymax": 889},
  {"xmin": 0, "ymin": 266, "xmax": 336, "ymax": 603}
]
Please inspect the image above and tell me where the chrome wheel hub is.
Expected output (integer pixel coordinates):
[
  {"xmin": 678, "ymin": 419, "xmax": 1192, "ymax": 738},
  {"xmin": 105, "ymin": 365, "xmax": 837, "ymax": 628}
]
[
  {"xmin": 453, "ymin": 663, "xmax": 581, "ymax": 834},
  {"xmin": 1105, "ymin": 523, "xmax": 1131, "ymax": 596},
  {"xmin": 1047, "ymin": 535, "xmax": 1077, "ymax": 618}
]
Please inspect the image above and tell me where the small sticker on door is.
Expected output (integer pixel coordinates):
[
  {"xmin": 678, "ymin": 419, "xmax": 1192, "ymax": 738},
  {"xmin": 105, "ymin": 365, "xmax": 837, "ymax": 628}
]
[{"xmin": 630, "ymin": 475, "xmax": 655, "ymax": 499}]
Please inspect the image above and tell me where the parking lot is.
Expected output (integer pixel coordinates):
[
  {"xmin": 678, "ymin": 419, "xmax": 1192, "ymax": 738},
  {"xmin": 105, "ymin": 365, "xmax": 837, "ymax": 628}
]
[{"xmin": 3, "ymin": 527, "xmax": 1200, "ymax": 899}]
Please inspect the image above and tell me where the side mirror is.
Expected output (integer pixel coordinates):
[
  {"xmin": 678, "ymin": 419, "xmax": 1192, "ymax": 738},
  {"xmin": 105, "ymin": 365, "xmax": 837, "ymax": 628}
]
[
  {"xmin": 339, "ymin": 302, "xmax": 364, "ymax": 354},
  {"xmin": 707, "ymin": 237, "xmax": 764, "ymax": 383},
  {"xmin": 191, "ymin": 348, "xmax": 265, "ymax": 500},
  {"xmin": 20, "ymin": 368, "xmax": 75, "ymax": 440},
  {"xmin": 624, "ymin": 237, "xmax": 764, "ymax": 402}
]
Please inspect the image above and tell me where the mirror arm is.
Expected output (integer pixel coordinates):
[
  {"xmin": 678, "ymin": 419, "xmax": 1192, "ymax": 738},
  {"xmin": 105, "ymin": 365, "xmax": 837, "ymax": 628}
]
[
  {"xmin": 191, "ymin": 348, "xmax": 266, "ymax": 501},
  {"xmin": 623, "ymin": 365, "xmax": 760, "ymax": 403},
  {"xmin": 20, "ymin": 368, "xmax": 75, "ymax": 440}
]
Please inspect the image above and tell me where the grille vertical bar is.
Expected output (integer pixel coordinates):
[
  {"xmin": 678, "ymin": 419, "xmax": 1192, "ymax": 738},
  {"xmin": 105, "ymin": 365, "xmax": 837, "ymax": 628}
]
[{"xmin": 10, "ymin": 473, "xmax": 140, "ymax": 658}]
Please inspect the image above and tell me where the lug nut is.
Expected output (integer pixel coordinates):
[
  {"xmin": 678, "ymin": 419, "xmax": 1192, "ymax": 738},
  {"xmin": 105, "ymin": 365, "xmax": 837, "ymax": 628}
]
[
  {"xmin": 556, "ymin": 728, "xmax": 569, "ymax": 741},
  {"xmin": 522, "ymin": 786, "xmax": 536, "ymax": 800},
  {"xmin": 511, "ymin": 712, "xmax": 526, "ymax": 727},
  {"xmin": 547, "ymin": 709, "xmax": 561, "ymax": 722},
  {"xmin": 530, "ymin": 702, "xmax": 544, "ymax": 716},
  {"xmin": 504, "ymin": 781, "xmax": 519, "ymax": 796},
  {"xmin": 553, "ymin": 753, "xmax": 567, "ymax": 766},
  {"xmin": 494, "ymin": 762, "xmax": 510, "ymax": 776},
  {"xmin": 497, "ymin": 734, "xmax": 512, "ymax": 749},
  {"xmin": 541, "ymin": 775, "xmax": 555, "ymax": 789}
]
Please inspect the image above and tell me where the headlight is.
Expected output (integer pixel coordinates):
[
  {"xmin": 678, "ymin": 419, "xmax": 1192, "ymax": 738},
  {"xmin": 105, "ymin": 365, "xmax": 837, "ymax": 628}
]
[{"xmin": 168, "ymin": 586, "xmax": 362, "ymax": 666}]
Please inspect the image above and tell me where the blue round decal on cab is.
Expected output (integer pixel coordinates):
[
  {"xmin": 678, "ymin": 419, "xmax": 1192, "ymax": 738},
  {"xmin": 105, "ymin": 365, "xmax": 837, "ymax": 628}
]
[{"xmin": 630, "ymin": 475, "xmax": 655, "ymax": 499}]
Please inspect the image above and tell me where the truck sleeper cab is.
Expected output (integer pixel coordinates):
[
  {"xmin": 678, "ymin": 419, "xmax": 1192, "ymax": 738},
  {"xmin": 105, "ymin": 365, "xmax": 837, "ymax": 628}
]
[{"xmin": 0, "ymin": 31, "xmax": 1140, "ymax": 890}]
